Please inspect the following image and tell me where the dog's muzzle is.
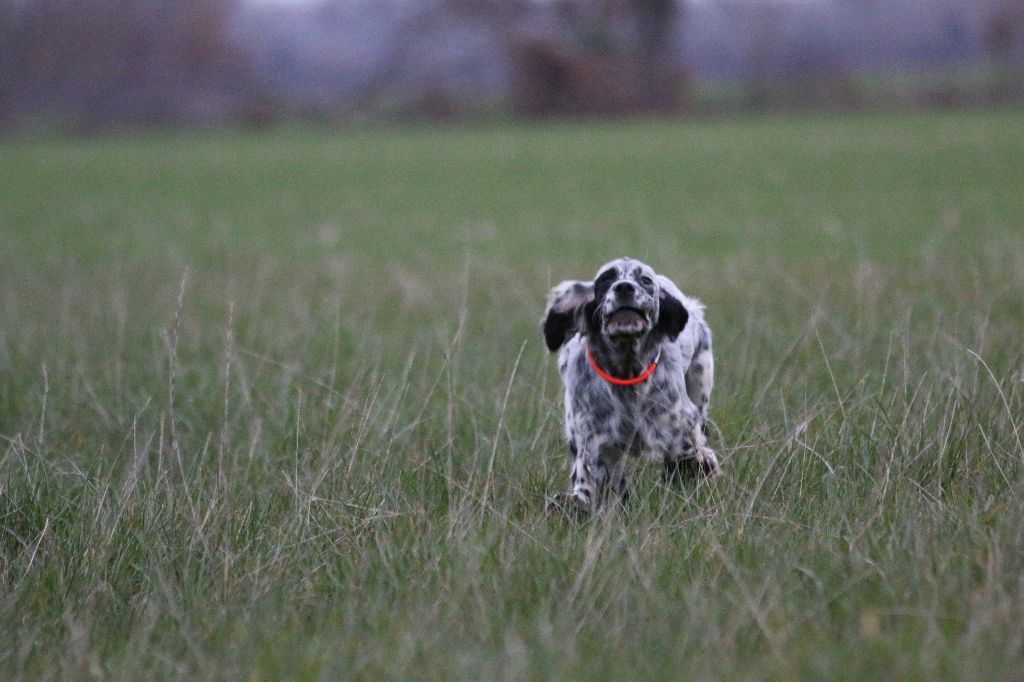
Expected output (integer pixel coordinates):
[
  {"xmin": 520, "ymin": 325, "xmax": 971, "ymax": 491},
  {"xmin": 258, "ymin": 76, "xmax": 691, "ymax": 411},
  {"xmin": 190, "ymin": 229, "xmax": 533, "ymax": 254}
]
[{"xmin": 605, "ymin": 306, "xmax": 650, "ymax": 336}]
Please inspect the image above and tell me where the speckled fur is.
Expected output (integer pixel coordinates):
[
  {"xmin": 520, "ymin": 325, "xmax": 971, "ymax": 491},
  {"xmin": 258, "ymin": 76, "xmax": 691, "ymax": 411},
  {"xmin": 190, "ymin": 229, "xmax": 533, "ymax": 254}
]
[{"xmin": 543, "ymin": 258, "xmax": 719, "ymax": 509}]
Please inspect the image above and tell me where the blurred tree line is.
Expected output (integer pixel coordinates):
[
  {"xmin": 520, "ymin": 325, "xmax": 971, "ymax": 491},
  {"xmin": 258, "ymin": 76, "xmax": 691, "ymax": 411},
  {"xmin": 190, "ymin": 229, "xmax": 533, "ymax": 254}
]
[
  {"xmin": 0, "ymin": 0, "xmax": 253, "ymax": 130},
  {"xmin": 1, "ymin": 0, "xmax": 1022, "ymax": 131},
  {"xmin": 392, "ymin": 0, "xmax": 688, "ymax": 117}
]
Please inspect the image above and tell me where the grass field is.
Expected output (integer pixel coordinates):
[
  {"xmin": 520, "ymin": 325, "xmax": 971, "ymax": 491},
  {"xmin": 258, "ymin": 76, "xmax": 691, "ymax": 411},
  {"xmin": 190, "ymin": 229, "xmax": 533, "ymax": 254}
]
[{"xmin": 2, "ymin": 109, "xmax": 1023, "ymax": 679}]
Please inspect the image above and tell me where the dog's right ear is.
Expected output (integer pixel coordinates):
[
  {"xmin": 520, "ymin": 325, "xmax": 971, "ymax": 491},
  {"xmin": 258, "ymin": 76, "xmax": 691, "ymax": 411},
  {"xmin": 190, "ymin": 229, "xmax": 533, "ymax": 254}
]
[{"xmin": 542, "ymin": 280, "xmax": 594, "ymax": 352}]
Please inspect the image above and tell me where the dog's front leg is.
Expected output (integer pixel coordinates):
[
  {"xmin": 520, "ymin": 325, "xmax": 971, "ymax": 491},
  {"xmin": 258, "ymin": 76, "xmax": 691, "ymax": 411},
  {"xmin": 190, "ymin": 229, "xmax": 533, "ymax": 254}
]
[
  {"xmin": 661, "ymin": 401, "xmax": 720, "ymax": 481},
  {"xmin": 568, "ymin": 439, "xmax": 623, "ymax": 509},
  {"xmin": 569, "ymin": 442, "xmax": 603, "ymax": 509}
]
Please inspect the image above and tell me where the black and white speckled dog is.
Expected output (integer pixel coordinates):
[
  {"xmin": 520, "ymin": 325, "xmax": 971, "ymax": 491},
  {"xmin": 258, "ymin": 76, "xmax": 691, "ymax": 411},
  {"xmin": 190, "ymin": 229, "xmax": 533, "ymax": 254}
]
[{"xmin": 543, "ymin": 257, "xmax": 719, "ymax": 509}]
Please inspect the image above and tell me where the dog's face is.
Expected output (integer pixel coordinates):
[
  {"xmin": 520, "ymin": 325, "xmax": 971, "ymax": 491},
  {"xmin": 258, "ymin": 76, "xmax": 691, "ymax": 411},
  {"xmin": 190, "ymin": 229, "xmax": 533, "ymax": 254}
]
[
  {"xmin": 544, "ymin": 257, "xmax": 688, "ymax": 352},
  {"xmin": 590, "ymin": 259, "xmax": 661, "ymax": 342}
]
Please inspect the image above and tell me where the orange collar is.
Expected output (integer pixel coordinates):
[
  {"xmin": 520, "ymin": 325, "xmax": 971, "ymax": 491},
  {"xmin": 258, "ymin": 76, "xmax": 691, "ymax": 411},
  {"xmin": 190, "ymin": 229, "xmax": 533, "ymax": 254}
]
[{"xmin": 587, "ymin": 345, "xmax": 661, "ymax": 386}]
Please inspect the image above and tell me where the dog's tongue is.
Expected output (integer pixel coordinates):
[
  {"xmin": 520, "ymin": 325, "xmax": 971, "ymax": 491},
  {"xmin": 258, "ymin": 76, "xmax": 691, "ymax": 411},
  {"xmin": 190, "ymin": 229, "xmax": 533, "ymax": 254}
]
[{"xmin": 610, "ymin": 309, "xmax": 643, "ymax": 327}]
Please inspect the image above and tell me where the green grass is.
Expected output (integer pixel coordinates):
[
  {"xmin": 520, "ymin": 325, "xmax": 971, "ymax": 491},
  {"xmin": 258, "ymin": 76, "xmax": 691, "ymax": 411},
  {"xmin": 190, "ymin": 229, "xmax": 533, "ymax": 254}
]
[{"xmin": 1, "ymin": 109, "xmax": 1023, "ymax": 679}]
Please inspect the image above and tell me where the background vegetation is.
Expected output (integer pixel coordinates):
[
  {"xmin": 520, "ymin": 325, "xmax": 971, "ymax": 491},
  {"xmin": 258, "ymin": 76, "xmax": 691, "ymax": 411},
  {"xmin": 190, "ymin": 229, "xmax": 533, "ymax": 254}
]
[{"xmin": 2, "ymin": 109, "xmax": 1023, "ymax": 678}]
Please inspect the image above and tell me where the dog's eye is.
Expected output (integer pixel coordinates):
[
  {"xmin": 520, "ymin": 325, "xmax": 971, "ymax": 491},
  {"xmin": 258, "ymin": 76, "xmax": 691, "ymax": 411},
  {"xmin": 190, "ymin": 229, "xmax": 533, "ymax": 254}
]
[{"xmin": 639, "ymin": 276, "xmax": 654, "ymax": 288}]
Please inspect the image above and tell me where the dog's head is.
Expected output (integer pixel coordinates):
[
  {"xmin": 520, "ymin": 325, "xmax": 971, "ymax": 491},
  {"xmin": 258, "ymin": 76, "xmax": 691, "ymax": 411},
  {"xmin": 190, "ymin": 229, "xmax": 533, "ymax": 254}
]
[{"xmin": 543, "ymin": 258, "xmax": 688, "ymax": 352}]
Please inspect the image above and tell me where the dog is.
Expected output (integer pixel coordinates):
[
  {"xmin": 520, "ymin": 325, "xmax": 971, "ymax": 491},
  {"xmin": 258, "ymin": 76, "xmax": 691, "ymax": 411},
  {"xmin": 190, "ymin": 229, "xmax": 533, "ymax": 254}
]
[{"xmin": 543, "ymin": 257, "xmax": 719, "ymax": 509}]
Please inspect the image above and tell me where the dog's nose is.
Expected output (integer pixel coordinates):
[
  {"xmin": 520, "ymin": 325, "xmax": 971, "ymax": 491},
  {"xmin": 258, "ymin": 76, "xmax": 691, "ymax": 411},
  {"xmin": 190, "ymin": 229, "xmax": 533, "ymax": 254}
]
[{"xmin": 612, "ymin": 281, "xmax": 636, "ymax": 297}]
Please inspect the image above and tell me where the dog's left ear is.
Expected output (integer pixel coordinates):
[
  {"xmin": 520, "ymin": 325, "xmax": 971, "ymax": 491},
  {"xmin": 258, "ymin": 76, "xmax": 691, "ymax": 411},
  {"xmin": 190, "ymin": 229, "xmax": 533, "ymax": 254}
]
[
  {"xmin": 654, "ymin": 290, "xmax": 689, "ymax": 340},
  {"xmin": 542, "ymin": 280, "xmax": 594, "ymax": 351}
]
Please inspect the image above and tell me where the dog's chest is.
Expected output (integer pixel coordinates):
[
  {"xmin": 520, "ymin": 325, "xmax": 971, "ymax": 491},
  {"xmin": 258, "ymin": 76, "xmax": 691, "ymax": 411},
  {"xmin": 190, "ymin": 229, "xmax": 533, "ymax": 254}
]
[{"xmin": 596, "ymin": 381, "xmax": 680, "ymax": 452}]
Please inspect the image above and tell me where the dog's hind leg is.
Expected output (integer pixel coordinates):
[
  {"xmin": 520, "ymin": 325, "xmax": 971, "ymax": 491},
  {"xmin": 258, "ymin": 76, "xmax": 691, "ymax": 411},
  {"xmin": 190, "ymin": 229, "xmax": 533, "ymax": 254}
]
[
  {"xmin": 606, "ymin": 457, "xmax": 630, "ymax": 502},
  {"xmin": 685, "ymin": 342, "xmax": 713, "ymax": 422},
  {"xmin": 685, "ymin": 325, "xmax": 714, "ymax": 452}
]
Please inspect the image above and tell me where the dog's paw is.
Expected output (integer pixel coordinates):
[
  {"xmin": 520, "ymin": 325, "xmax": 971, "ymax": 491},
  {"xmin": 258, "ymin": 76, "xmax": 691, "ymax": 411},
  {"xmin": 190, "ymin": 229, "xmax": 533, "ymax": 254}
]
[
  {"xmin": 688, "ymin": 423, "xmax": 721, "ymax": 480},
  {"xmin": 694, "ymin": 446, "xmax": 721, "ymax": 480},
  {"xmin": 545, "ymin": 491, "xmax": 593, "ymax": 518},
  {"xmin": 663, "ymin": 450, "xmax": 721, "ymax": 484},
  {"xmin": 545, "ymin": 493, "xmax": 569, "ymax": 513}
]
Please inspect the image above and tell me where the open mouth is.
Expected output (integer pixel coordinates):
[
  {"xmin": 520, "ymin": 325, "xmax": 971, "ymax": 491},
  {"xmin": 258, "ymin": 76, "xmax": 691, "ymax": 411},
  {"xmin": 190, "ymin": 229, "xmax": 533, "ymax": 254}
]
[{"xmin": 606, "ymin": 307, "xmax": 649, "ymax": 335}]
